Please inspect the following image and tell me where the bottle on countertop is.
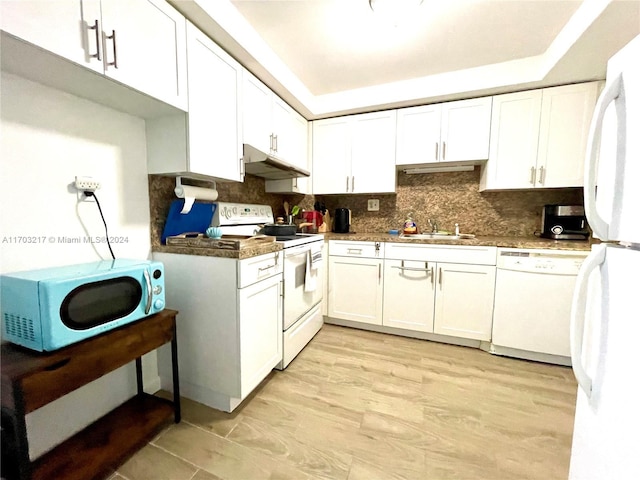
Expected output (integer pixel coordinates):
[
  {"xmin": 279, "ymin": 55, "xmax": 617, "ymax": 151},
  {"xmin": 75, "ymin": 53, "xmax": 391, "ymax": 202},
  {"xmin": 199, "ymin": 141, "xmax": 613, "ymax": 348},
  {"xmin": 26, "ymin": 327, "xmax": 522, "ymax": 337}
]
[{"xmin": 403, "ymin": 213, "xmax": 417, "ymax": 235}]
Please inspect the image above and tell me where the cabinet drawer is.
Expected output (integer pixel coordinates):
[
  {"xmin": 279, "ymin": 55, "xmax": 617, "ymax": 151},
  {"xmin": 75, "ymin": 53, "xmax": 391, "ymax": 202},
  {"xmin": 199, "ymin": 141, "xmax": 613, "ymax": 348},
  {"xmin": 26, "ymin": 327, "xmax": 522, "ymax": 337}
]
[
  {"xmin": 385, "ymin": 243, "xmax": 497, "ymax": 265},
  {"xmin": 238, "ymin": 251, "xmax": 283, "ymax": 288},
  {"xmin": 329, "ymin": 240, "xmax": 384, "ymax": 258}
]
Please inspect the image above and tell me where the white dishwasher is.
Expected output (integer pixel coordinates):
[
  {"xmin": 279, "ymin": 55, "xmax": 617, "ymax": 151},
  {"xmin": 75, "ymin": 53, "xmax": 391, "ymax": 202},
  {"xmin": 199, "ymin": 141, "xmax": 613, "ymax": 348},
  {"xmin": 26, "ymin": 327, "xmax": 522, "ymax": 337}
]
[{"xmin": 490, "ymin": 248, "xmax": 587, "ymax": 365}]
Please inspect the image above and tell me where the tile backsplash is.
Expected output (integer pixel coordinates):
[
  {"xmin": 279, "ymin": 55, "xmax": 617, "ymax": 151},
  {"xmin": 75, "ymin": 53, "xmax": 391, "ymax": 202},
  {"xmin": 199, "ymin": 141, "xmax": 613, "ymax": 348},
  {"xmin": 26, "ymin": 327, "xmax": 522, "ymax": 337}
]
[{"xmin": 149, "ymin": 168, "xmax": 583, "ymax": 245}]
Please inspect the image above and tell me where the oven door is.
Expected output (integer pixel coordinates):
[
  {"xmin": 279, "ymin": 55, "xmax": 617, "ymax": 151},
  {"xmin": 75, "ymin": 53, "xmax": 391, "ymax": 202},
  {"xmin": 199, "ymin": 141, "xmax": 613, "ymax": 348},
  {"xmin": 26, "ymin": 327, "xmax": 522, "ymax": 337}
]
[{"xmin": 283, "ymin": 243, "xmax": 323, "ymax": 330}]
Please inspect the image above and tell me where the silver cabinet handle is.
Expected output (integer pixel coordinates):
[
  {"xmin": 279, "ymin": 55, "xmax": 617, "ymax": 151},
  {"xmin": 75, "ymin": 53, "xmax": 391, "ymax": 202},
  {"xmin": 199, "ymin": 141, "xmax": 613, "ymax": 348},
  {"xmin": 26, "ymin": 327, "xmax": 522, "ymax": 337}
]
[
  {"xmin": 438, "ymin": 267, "xmax": 443, "ymax": 288},
  {"xmin": 346, "ymin": 176, "xmax": 349, "ymax": 192},
  {"xmin": 273, "ymin": 134, "xmax": 278, "ymax": 152},
  {"xmin": 378, "ymin": 263, "xmax": 381, "ymax": 281},
  {"xmin": 538, "ymin": 165, "xmax": 545, "ymax": 185},
  {"xmin": 442, "ymin": 141, "xmax": 446, "ymax": 160},
  {"xmin": 239, "ymin": 157, "xmax": 245, "ymax": 177},
  {"xmin": 430, "ymin": 266, "xmax": 435, "ymax": 285},
  {"xmin": 346, "ymin": 248, "xmax": 362, "ymax": 255},
  {"xmin": 530, "ymin": 166, "xmax": 536, "ymax": 185},
  {"xmin": 258, "ymin": 264, "xmax": 275, "ymax": 272},
  {"xmin": 393, "ymin": 266, "xmax": 431, "ymax": 272},
  {"xmin": 106, "ymin": 29, "xmax": 118, "ymax": 68},
  {"xmin": 351, "ymin": 176, "xmax": 355, "ymax": 192},
  {"xmin": 435, "ymin": 142, "xmax": 439, "ymax": 161},
  {"xmin": 143, "ymin": 269, "xmax": 152, "ymax": 315},
  {"xmin": 88, "ymin": 19, "xmax": 101, "ymax": 60}
]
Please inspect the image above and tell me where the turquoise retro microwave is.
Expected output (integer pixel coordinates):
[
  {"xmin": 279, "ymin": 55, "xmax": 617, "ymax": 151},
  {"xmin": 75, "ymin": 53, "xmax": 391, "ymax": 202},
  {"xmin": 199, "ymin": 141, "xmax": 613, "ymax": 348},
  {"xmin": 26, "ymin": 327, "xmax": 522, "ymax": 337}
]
[{"xmin": 0, "ymin": 259, "xmax": 165, "ymax": 352}]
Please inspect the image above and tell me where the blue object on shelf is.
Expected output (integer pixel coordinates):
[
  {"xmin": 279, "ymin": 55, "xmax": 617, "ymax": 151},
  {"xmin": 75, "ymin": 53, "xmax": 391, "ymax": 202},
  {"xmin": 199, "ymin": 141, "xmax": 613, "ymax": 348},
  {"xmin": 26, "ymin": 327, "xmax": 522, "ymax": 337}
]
[
  {"xmin": 388, "ymin": 229, "xmax": 400, "ymax": 235},
  {"xmin": 161, "ymin": 200, "xmax": 216, "ymax": 244}
]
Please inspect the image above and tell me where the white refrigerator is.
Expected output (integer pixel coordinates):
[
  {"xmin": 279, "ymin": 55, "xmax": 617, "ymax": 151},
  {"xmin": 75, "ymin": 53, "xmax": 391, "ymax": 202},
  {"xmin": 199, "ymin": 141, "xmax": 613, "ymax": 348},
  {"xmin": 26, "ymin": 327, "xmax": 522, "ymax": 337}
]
[{"xmin": 569, "ymin": 34, "xmax": 640, "ymax": 479}]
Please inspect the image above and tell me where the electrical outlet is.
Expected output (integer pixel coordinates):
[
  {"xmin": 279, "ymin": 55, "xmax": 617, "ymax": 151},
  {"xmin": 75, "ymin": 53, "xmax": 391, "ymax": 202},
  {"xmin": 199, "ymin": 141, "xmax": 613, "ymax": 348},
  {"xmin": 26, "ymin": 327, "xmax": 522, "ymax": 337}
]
[
  {"xmin": 74, "ymin": 176, "xmax": 101, "ymax": 202},
  {"xmin": 367, "ymin": 199, "xmax": 380, "ymax": 211},
  {"xmin": 75, "ymin": 176, "xmax": 101, "ymax": 192}
]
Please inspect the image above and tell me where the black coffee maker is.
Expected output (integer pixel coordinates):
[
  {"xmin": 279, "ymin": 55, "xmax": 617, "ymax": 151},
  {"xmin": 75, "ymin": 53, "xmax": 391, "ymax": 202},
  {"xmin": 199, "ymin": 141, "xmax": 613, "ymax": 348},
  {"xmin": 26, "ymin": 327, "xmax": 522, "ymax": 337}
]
[
  {"xmin": 333, "ymin": 208, "xmax": 351, "ymax": 233},
  {"xmin": 541, "ymin": 205, "xmax": 589, "ymax": 240}
]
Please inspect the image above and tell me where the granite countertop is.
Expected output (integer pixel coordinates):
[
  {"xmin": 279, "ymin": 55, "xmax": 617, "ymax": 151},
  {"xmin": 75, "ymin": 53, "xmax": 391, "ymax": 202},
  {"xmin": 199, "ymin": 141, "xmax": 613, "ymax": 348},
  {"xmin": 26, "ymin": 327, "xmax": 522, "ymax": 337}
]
[
  {"xmin": 152, "ymin": 243, "xmax": 283, "ymax": 259},
  {"xmin": 151, "ymin": 232, "xmax": 594, "ymax": 259},
  {"xmin": 323, "ymin": 232, "xmax": 595, "ymax": 251}
]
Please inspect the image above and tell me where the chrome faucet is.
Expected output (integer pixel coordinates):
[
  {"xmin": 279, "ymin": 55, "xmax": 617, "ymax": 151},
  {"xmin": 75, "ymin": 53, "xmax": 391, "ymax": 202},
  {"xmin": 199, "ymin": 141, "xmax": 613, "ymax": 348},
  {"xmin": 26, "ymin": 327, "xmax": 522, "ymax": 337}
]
[{"xmin": 427, "ymin": 219, "xmax": 438, "ymax": 233}]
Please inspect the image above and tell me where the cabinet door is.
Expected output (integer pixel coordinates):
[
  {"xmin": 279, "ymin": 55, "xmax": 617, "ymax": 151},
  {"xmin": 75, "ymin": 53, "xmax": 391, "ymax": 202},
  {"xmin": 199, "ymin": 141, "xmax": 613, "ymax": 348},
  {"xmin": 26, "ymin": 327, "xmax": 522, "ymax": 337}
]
[
  {"xmin": 185, "ymin": 23, "xmax": 242, "ymax": 181},
  {"xmin": 328, "ymin": 256, "xmax": 383, "ymax": 325},
  {"xmin": 351, "ymin": 110, "xmax": 397, "ymax": 193},
  {"xmin": 312, "ymin": 118, "xmax": 351, "ymax": 194},
  {"xmin": 396, "ymin": 104, "xmax": 441, "ymax": 165},
  {"xmin": 483, "ymin": 90, "xmax": 543, "ymax": 190},
  {"xmin": 433, "ymin": 263, "xmax": 496, "ymax": 341},
  {"xmin": 265, "ymin": 111, "xmax": 311, "ymax": 193},
  {"xmin": 441, "ymin": 97, "xmax": 492, "ymax": 162},
  {"xmin": 242, "ymin": 72, "xmax": 273, "ymax": 154},
  {"xmin": 100, "ymin": 0, "xmax": 187, "ymax": 110},
  {"xmin": 537, "ymin": 82, "xmax": 600, "ymax": 188},
  {"xmin": 382, "ymin": 260, "xmax": 435, "ymax": 332},
  {"xmin": 239, "ymin": 275, "xmax": 282, "ymax": 398},
  {"xmin": 0, "ymin": 0, "xmax": 103, "ymax": 73}
]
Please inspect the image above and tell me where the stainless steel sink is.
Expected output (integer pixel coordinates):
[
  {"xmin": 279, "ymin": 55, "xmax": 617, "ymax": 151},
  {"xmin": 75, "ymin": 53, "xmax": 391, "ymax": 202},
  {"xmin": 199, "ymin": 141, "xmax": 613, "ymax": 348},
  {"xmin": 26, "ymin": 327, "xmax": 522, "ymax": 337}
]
[{"xmin": 399, "ymin": 233, "xmax": 475, "ymax": 240}]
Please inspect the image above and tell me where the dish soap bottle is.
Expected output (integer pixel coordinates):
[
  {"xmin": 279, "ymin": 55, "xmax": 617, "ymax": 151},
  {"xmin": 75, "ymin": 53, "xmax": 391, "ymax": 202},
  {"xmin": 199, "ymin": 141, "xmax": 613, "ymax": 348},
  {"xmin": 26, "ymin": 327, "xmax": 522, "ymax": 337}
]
[{"xmin": 403, "ymin": 214, "xmax": 417, "ymax": 235}]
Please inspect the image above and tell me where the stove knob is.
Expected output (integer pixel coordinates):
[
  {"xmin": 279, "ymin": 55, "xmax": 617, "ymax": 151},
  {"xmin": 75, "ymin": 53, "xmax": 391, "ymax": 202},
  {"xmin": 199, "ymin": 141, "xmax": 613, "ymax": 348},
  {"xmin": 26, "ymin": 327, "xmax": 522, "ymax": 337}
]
[{"xmin": 232, "ymin": 207, "xmax": 238, "ymax": 215}]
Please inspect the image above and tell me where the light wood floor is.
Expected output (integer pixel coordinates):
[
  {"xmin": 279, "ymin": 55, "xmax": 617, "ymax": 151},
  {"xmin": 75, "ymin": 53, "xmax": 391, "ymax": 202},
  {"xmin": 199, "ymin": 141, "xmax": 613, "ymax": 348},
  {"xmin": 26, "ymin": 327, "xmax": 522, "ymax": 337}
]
[{"xmin": 110, "ymin": 324, "xmax": 578, "ymax": 480}]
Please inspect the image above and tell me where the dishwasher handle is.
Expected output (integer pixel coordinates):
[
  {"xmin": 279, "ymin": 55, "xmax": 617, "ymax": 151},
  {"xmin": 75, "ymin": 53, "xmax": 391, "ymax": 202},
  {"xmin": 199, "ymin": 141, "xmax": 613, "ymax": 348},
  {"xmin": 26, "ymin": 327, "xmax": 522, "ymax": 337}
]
[{"xmin": 570, "ymin": 247, "xmax": 605, "ymax": 399}]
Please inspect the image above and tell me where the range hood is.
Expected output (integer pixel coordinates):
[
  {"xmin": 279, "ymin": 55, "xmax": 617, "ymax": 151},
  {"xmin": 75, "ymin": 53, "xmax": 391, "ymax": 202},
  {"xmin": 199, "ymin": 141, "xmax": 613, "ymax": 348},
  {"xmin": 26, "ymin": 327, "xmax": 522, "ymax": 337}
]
[{"xmin": 242, "ymin": 144, "xmax": 310, "ymax": 180}]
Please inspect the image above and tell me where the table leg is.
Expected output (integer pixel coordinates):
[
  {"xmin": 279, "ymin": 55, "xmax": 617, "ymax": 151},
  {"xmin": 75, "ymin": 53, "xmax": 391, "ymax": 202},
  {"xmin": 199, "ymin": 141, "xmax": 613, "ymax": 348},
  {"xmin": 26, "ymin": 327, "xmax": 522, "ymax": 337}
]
[
  {"xmin": 135, "ymin": 358, "xmax": 143, "ymax": 395},
  {"xmin": 171, "ymin": 324, "xmax": 181, "ymax": 423}
]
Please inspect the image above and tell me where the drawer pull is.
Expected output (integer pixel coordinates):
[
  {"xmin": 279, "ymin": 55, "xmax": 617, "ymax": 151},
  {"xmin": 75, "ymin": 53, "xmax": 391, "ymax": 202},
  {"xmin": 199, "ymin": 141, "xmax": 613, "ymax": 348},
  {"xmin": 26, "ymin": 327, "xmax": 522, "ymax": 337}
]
[
  {"xmin": 346, "ymin": 248, "xmax": 362, "ymax": 255},
  {"xmin": 258, "ymin": 264, "xmax": 275, "ymax": 272},
  {"xmin": 393, "ymin": 266, "xmax": 430, "ymax": 272}
]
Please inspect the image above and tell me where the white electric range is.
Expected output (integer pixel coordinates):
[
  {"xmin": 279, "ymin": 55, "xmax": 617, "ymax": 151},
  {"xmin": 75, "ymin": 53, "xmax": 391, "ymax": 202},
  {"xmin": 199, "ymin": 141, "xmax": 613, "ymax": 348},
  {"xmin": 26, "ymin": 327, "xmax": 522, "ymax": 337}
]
[{"xmin": 211, "ymin": 202, "xmax": 324, "ymax": 369}]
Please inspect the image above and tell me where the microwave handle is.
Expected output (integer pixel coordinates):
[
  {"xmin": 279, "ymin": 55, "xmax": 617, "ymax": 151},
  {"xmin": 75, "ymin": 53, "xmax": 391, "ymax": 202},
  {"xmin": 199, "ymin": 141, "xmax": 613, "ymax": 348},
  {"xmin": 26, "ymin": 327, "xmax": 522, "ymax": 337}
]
[{"xmin": 143, "ymin": 269, "xmax": 152, "ymax": 314}]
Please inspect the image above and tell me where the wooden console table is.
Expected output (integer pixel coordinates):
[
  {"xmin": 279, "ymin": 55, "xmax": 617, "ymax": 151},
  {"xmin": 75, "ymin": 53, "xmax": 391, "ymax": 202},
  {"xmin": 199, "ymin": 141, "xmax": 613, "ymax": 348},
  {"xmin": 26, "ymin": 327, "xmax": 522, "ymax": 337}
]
[{"xmin": 1, "ymin": 309, "xmax": 181, "ymax": 480}]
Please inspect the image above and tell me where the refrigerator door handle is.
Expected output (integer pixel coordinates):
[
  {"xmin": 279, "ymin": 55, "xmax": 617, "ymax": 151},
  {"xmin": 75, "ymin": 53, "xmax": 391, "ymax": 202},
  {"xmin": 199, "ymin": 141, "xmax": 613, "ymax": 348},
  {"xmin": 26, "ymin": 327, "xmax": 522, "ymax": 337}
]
[
  {"xmin": 584, "ymin": 73, "xmax": 624, "ymax": 240},
  {"xmin": 570, "ymin": 246, "xmax": 606, "ymax": 399}
]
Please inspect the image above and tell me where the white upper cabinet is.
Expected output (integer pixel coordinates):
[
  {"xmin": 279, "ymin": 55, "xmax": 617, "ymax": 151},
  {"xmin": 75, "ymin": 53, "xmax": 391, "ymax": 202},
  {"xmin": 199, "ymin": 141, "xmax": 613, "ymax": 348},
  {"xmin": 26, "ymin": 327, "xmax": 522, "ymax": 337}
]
[
  {"xmin": 537, "ymin": 83, "xmax": 600, "ymax": 188},
  {"xmin": 1, "ymin": 0, "xmax": 188, "ymax": 111},
  {"xmin": 441, "ymin": 98, "xmax": 493, "ymax": 162},
  {"xmin": 395, "ymin": 104, "xmax": 441, "ymax": 165},
  {"xmin": 481, "ymin": 82, "xmax": 601, "ymax": 190},
  {"xmin": 242, "ymin": 71, "xmax": 308, "ymax": 169},
  {"xmin": 351, "ymin": 111, "xmax": 398, "ymax": 193},
  {"xmin": 265, "ymin": 114, "xmax": 311, "ymax": 194},
  {"xmin": 184, "ymin": 22, "xmax": 242, "ymax": 181},
  {"xmin": 242, "ymin": 73, "xmax": 273, "ymax": 154},
  {"xmin": 396, "ymin": 98, "xmax": 492, "ymax": 165},
  {"xmin": 146, "ymin": 22, "xmax": 243, "ymax": 182},
  {"xmin": 312, "ymin": 117, "xmax": 353, "ymax": 194},
  {"xmin": 313, "ymin": 111, "xmax": 396, "ymax": 194},
  {"xmin": 1, "ymin": 0, "xmax": 104, "ymax": 73},
  {"xmin": 482, "ymin": 90, "xmax": 543, "ymax": 189}
]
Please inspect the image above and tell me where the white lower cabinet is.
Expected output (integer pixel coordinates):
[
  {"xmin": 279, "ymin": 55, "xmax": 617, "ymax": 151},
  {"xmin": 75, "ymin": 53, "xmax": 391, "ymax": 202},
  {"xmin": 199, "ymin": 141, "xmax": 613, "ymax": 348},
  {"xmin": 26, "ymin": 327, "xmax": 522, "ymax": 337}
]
[
  {"xmin": 153, "ymin": 251, "xmax": 283, "ymax": 413},
  {"xmin": 328, "ymin": 241, "xmax": 497, "ymax": 342},
  {"xmin": 328, "ymin": 241, "xmax": 384, "ymax": 325},
  {"xmin": 433, "ymin": 262, "xmax": 496, "ymax": 341},
  {"xmin": 383, "ymin": 259, "xmax": 435, "ymax": 332}
]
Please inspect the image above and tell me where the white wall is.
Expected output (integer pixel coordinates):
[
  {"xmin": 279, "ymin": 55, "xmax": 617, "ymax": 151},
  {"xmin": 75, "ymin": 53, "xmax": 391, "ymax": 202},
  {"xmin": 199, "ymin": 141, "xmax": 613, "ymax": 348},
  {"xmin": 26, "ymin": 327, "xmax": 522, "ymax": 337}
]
[{"xmin": 0, "ymin": 72, "xmax": 160, "ymax": 459}]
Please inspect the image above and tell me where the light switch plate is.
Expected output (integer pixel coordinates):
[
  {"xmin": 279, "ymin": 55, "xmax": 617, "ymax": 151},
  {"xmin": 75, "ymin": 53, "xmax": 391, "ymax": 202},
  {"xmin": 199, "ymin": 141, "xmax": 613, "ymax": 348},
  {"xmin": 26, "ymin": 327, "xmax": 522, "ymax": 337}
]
[{"xmin": 367, "ymin": 199, "xmax": 380, "ymax": 211}]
